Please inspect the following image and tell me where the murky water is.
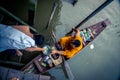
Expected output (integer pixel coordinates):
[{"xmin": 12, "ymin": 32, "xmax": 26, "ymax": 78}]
[{"xmin": 48, "ymin": 0, "xmax": 120, "ymax": 80}]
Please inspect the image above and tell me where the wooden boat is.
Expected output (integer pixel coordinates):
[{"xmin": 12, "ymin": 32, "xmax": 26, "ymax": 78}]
[{"xmin": 21, "ymin": 19, "xmax": 111, "ymax": 74}]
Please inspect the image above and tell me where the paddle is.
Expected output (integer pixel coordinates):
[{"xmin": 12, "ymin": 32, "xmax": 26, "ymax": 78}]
[
  {"xmin": 52, "ymin": 30, "xmax": 74, "ymax": 80},
  {"xmin": 66, "ymin": 0, "xmax": 113, "ymax": 35}
]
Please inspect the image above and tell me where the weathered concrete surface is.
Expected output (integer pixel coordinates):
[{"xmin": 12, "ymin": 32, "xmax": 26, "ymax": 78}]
[{"xmin": 34, "ymin": 0, "xmax": 62, "ymax": 42}]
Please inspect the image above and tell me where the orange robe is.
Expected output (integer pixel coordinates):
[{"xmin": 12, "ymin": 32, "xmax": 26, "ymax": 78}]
[{"xmin": 59, "ymin": 36, "xmax": 83, "ymax": 58}]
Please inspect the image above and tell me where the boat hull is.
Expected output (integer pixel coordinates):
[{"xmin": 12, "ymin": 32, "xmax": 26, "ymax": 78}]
[{"xmin": 21, "ymin": 19, "xmax": 111, "ymax": 74}]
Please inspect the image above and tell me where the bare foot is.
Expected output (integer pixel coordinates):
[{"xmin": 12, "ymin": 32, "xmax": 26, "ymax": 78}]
[{"xmin": 16, "ymin": 49, "xmax": 23, "ymax": 56}]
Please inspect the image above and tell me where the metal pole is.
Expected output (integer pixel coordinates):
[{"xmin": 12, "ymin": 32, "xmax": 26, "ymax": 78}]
[{"xmin": 67, "ymin": 0, "xmax": 113, "ymax": 35}]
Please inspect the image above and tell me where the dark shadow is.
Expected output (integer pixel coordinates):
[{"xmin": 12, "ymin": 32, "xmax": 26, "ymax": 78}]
[
  {"xmin": 118, "ymin": 0, "xmax": 120, "ymax": 4},
  {"xmin": 63, "ymin": 0, "xmax": 78, "ymax": 6},
  {"xmin": 28, "ymin": 10, "xmax": 35, "ymax": 26},
  {"xmin": 118, "ymin": 74, "xmax": 120, "ymax": 80}
]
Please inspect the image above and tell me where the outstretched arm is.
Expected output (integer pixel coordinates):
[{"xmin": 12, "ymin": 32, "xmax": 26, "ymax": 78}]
[
  {"xmin": 72, "ymin": 28, "xmax": 80, "ymax": 37},
  {"xmin": 51, "ymin": 49, "xmax": 64, "ymax": 55},
  {"xmin": 24, "ymin": 47, "xmax": 45, "ymax": 52}
]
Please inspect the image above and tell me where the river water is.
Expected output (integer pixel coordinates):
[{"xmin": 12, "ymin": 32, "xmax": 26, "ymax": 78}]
[{"xmin": 48, "ymin": 0, "xmax": 120, "ymax": 80}]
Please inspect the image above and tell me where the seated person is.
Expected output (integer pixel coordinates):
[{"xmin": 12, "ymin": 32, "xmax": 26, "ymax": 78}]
[
  {"xmin": 51, "ymin": 28, "xmax": 83, "ymax": 59},
  {"xmin": 0, "ymin": 24, "xmax": 45, "ymax": 56}
]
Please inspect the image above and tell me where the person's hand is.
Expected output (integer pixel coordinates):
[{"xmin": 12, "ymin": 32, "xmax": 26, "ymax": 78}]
[
  {"xmin": 16, "ymin": 49, "xmax": 23, "ymax": 56},
  {"xmin": 41, "ymin": 48, "xmax": 45, "ymax": 52},
  {"xmin": 72, "ymin": 27, "xmax": 77, "ymax": 31},
  {"xmin": 72, "ymin": 28, "xmax": 80, "ymax": 33},
  {"xmin": 51, "ymin": 50, "xmax": 57, "ymax": 54},
  {"xmin": 72, "ymin": 28, "xmax": 80, "ymax": 37}
]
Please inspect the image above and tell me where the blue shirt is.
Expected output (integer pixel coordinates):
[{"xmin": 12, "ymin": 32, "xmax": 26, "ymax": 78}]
[{"xmin": 0, "ymin": 24, "xmax": 36, "ymax": 52}]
